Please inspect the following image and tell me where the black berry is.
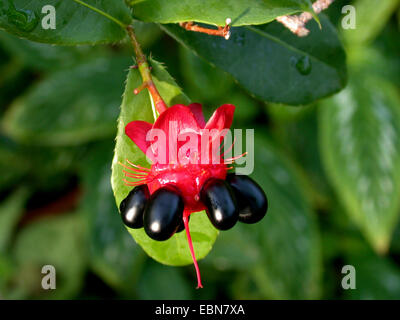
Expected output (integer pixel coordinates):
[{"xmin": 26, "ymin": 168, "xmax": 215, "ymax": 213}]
[
  {"xmin": 200, "ymin": 178, "xmax": 239, "ymax": 230},
  {"xmin": 119, "ymin": 184, "xmax": 150, "ymax": 229},
  {"xmin": 144, "ymin": 186, "xmax": 184, "ymax": 241},
  {"xmin": 226, "ymin": 173, "xmax": 268, "ymax": 224}
]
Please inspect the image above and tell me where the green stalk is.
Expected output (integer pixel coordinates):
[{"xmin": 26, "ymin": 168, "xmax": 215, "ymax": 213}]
[{"xmin": 71, "ymin": 0, "xmax": 167, "ymax": 113}]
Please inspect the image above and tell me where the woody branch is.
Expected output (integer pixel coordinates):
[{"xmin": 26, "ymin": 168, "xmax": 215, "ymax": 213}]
[{"xmin": 179, "ymin": 18, "xmax": 232, "ymax": 39}]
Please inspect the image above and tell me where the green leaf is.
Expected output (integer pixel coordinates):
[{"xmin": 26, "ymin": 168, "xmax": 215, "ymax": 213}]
[
  {"xmin": 344, "ymin": 252, "xmax": 400, "ymax": 299},
  {"xmin": 248, "ymin": 134, "xmax": 321, "ymax": 299},
  {"xmin": 0, "ymin": 32, "xmax": 98, "ymax": 71},
  {"xmin": 0, "ymin": 188, "xmax": 29, "ymax": 251},
  {"xmin": 129, "ymin": 0, "xmax": 312, "ymax": 26},
  {"xmin": 0, "ymin": 253, "xmax": 14, "ymax": 293},
  {"xmin": 270, "ymin": 105, "xmax": 333, "ymax": 208},
  {"xmin": 137, "ymin": 260, "xmax": 193, "ymax": 299},
  {"xmin": 163, "ymin": 14, "xmax": 347, "ymax": 105},
  {"xmin": 131, "ymin": 21, "xmax": 163, "ymax": 49},
  {"xmin": 391, "ymin": 222, "xmax": 400, "ymax": 253},
  {"xmin": 81, "ymin": 142, "xmax": 145, "ymax": 294},
  {"xmin": 228, "ymin": 90, "xmax": 260, "ymax": 125},
  {"xmin": 343, "ymin": 0, "xmax": 400, "ymax": 46},
  {"xmin": 0, "ymin": 0, "xmax": 131, "ymax": 44},
  {"xmin": 24, "ymin": 145, "xmax": 89, "ymax": 191},
  {"xmin": 319, "ymin": 73, "xmax": 400, "ymax": 253},
  {"xmin": 0, "ymin": 136, "xmax": 27, "ymax": 191},
  {"xmin": 12, "ymin": 213, "xmax": 87, "ymax": 299},
  {"xmin": 0, "ymin": 138, "xmax": 86, "ymax": 193},
  {"xmin": 179, "ymin": 46, "xmax": 234, "ymax": 104},
  {"xmin": 179, "ymin": 45, "xmax": 260, "ymax": 125},
  {"xmin": 2, "ymin": 55, "xmax": 131, "ymax": 146},
  {"xmin": 0, "ymin": 56, "xmax": 27, "ymax": 112},
  {"xmin": 111, "ymin": 59, "xmax": 219, "ymax": 266},
  {"xmin": 205, "ymin": 223, "xmax": 260, "ymax": 271},
  {"xmin": 347, "ymin": 45, "xmax": 400, "ymax": 89}
]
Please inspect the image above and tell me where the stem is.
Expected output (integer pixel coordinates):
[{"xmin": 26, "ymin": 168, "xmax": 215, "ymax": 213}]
[
  {"xmin": 70, "ymin": 0, "xmax": 167, "ymax": 114},
  {"xmin": 180, "ymin": 19, "xmax": 231, "ymax": 40},
  {"xmin": 126, "ymin": 25, "xmax": 167, "ymax": 114},
  {"xmin": 183, "ymin": 211, "xmax": 203, "ymax": 289},
  {"xmin": 71, "ymin": 0, "xmax": 127, "ymax": 29}
]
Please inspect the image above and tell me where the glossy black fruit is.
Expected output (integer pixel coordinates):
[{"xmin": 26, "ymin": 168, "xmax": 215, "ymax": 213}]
[
  {"xmin": 226, "ymin": 173, "xmax": 268, "ymax": 224},
  {"xmin": 119, "ymin": 184, "xmax": 150, "ymax": 228},
  {"xmin": 144, "ymin": 186, "xmax": 184, "ymax": 241},
  {"xmin": 200, "ymin": 178, "xmax": 239, "ymax": 230}
]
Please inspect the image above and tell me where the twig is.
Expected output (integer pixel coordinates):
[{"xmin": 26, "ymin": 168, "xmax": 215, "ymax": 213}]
[
  {"xmin": 126, "ymin": 25, "xmax": 167, "ymax": 114},
  {"xmin": 276, "ymin": 0, "xmax": 334, "ymax": 37},
  {"xmin": 70, "ymin": 0, "xmax": 167, "ymax": 114},
  {"xmin": 179, "ymin": 18, "xmax": 232, "ymax": 39}
]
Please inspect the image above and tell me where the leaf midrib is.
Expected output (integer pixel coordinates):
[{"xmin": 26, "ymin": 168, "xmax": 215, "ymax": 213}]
[{"xmin": 245, "ymin": 25, "xmax": 333, "ymax": 70}]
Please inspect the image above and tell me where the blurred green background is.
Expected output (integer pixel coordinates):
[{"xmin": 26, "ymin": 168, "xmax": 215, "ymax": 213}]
[{"xmin": 1, "ymin": 0, "xmax": 400, "ymax": 299}]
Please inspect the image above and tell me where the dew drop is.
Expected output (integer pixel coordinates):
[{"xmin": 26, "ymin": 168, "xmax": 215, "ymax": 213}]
[
  {"xmin": 7, "ymin": 2, "xmax": 38, "ymax": 32},
  {"xmin": 292, "ymin": 55, "xmax": 312, "ymax": 76}
]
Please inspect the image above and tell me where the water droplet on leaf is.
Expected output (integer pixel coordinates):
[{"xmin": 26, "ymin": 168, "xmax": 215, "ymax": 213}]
[{"xmin": 292, "ymin": 55, "xmax": 312, "ymax": 75}]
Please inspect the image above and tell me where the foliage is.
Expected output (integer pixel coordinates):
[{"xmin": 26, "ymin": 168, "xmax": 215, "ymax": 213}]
[
  {"xmin": 128, "ymin": 0, "xmax": 313, "ymax": 26},
  {"xmin": 163, "ymin": 14, "xmax": 347, "ymax": 105}
]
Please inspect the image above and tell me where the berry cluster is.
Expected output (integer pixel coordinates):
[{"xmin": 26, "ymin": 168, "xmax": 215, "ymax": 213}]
[
  {"xmin": 119, "ymin": 173, "xmax": 267, "ymax": 240},
  {"xmin": 120, "ymin": 103, "xmax": 268, "ymax": 287}
]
